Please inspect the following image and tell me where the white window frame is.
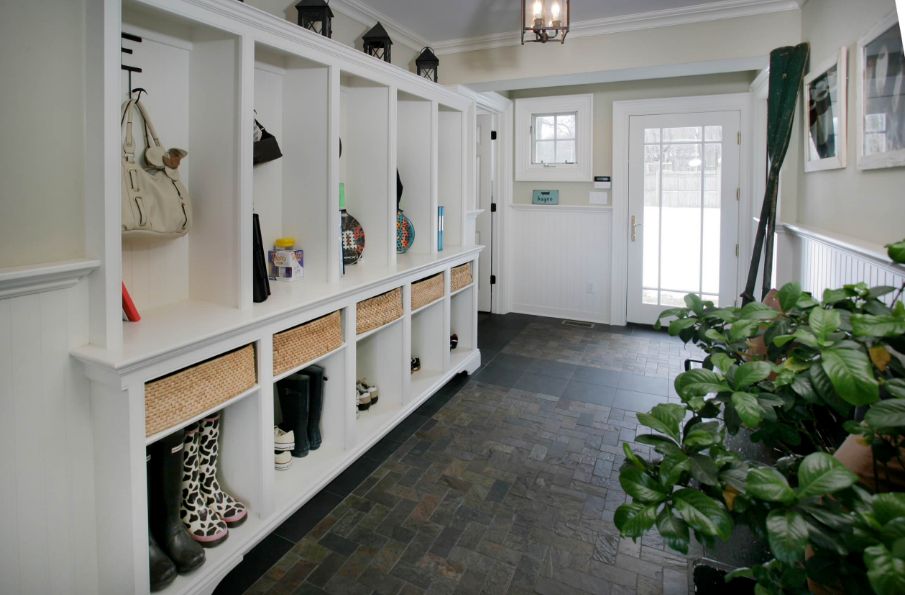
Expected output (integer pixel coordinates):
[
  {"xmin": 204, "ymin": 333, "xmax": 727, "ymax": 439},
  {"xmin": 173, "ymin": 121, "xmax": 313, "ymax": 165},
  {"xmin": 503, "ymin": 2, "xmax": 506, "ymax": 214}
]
[{"xmin": 515, "ymin": 94, "xmax": 593, "ymax": 182}]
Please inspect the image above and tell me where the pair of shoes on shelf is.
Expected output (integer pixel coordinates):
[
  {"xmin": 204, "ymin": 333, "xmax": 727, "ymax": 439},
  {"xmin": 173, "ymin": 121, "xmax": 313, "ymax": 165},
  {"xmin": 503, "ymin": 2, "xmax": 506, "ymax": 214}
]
[
  {"xmin": 275, "ymin": 365, "xmax": 327, "ymax": 459},
  {"xmin": 411, "ymin": 357, "xmax": 421, "ymax": 373},
  {"xmin": 274, "ymin": 426, "xmax": 294, "ymax": 471},
  {"xmin": 146, "ymin": 413, "xmax": 247, "ymax": 590},
  {"xmin": 357, "ymin": 379, "xmax": 378, "ymax": 411},
  {"xmin": 179, "ymin": 414, "xmax": 247, "ymax": 549}
]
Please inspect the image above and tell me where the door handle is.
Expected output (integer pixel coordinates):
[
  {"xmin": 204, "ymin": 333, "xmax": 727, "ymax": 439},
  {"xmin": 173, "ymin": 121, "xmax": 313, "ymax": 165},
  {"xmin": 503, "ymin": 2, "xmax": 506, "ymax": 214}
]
[{"xmin": 631, "ymin": 215, "xmax": 642, "ymax": 242}]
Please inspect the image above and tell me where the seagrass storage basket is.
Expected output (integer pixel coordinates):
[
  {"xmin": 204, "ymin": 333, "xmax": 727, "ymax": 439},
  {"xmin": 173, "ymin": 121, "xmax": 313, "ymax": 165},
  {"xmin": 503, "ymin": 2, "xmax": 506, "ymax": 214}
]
[
  {"xmin": 145, "ymin": 344, "xmax": 257, "ymax": 437},
  {"xmin": 273, "ymin": 310, "xmax": 343, "ymax": 376},
  {"xmin": 451, "ymin": 262, "xmax": 473, "ymax": 292},
  {"xmin": 357, "ymin": 287, "xmax": 403, "ymax": 335},
  {"xmin": 411, "ymin": 274, "xmax": 444, "ymax": 311}
]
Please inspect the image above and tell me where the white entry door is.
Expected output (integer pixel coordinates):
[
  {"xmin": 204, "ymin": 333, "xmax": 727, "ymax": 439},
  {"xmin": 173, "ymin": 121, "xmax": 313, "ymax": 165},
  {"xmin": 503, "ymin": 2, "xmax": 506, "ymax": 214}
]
[{"xmin": 626, "ymin": 111, "xmax": 741, "ymax": 324}]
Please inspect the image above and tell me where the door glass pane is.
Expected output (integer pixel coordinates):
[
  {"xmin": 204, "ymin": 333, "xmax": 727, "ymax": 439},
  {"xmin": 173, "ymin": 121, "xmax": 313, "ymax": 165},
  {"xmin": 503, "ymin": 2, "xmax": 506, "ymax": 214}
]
[
  {"xmin": 642, "ymin": 142, "xmax": 660, "ymax": 295},
  {"xmin": 702, "ymin": 142, "xmax": 722, "ymax": 294},
  {"xmin": 640, "ymin": 124, "xmax": 725, "ymax": 307},
  {"xmin": 644, "ymin": 128, "xmax": 661, "ymax": 143},
  {"xmin": 704, "ymin": 126, "xmax": 723, "ymax": 141},
  {"xmin": 663, "ymin": 126, "xmax": 702, "ymax": 142},
  {"xmin": 660, "ymin": 142, "xmax": 702, "ymax": 293}
]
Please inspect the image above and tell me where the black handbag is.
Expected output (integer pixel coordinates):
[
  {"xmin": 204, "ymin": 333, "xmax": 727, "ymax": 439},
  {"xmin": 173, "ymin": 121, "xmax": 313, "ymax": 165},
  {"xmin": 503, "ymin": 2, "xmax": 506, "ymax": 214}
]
[{"xmin": 253, "ymin": 118, "xmax": 282, "ymax": 165}]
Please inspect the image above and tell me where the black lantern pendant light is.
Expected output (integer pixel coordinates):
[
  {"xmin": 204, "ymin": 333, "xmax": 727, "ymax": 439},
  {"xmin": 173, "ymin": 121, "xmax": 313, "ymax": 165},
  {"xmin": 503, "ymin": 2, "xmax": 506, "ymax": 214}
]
[
  {"xmin": 295, "ymin": 0, "xmax": 334, "ymax": 38},
  {"xmin": 521, "ymin": 0, "xmax": 569, "ymax": 44},
  {"xmin": 362, "ymin": 22, "xmax": 393, "ymax": 63},
  {"xmin": 415, "ymin": 47, "xmax": 439, "ymax": 82}
]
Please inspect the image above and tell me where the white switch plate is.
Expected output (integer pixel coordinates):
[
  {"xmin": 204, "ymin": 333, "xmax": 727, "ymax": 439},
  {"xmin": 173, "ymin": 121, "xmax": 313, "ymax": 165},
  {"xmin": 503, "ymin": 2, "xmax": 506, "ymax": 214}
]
[
  {"xmin": 593, "ymin": 181, "xmax": 612, "ymax": 190},
  {"xmin": 589, "ymin": 191, "xmax": 609, "ymax": 205}
]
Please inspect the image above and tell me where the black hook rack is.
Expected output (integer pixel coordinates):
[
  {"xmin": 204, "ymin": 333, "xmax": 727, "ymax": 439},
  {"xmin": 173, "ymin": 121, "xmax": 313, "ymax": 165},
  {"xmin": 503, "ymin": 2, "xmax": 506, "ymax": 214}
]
[{"xmin": 121, "ymin": 32, "xmax": 143, "ymax": 97}]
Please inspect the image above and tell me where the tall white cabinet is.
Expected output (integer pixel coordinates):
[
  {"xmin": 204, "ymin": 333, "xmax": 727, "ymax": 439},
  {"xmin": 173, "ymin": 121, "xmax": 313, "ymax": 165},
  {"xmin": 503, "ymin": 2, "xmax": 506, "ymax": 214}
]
[{"xmin": 71, "ymin": 1, "xmax": 481, "ymax": 593}]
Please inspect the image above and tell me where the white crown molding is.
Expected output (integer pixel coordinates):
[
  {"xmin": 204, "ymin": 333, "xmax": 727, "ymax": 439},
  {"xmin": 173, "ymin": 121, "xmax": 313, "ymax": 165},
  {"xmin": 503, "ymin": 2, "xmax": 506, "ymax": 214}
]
[
  {"xmin": 465, "ymin": 56, "xmax": 767, "ymax": 92},
  {"xmin": 433, "ymin": 0, "xmax": 801, "ymax": 55},
  {"xmin": 329, "ymin": 0, "xmax": 429, "ymax": 51}
]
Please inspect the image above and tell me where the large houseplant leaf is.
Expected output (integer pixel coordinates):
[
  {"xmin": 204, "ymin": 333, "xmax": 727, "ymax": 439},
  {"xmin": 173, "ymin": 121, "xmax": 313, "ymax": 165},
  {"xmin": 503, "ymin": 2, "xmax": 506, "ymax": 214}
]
[
  {"xmin": 796, "ymin": 452, "xmax": 857, "ymax": 499},
  {"xmin": 821, "ymin": 347, "xmax": 879, "ymax": 405}
]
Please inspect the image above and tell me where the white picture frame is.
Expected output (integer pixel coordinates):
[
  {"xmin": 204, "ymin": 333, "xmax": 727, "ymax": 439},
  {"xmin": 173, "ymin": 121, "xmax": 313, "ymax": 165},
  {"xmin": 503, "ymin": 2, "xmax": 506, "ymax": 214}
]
[
  {"xmin": 857, "ymin": 11, "xmax": 905, "ymax": 170},
  {"xmin": 803, "ymin": 47, "xmax": 848, "ymax": 172}
]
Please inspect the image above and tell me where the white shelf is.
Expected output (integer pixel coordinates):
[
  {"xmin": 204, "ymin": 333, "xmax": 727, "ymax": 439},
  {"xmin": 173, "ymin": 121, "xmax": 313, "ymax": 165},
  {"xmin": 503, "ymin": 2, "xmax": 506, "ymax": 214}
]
[
  {"xmin": 73, "ymin": 247, "xmax": 480, "ymax": 373},
  {"xmin": 145, "ymin": 385, "xmax": 260, "ymax": 446},
  {"xmin": 158, "ymin": 515, "xmax": 263, "ymax": 595},
  {"xmin": 411, "ymin": 296, "xmax": 443, "ymax": 316},
  {"xmin": 411, "ymin": 369, "xmax": 444, "ymax": 401},
  {"xmin": 450, "ymin": 349, "xmax": 478, "ymax": 373},
  {"xmin": 356, "ymin": 404, "xmax": 403, "ymax": 444},
  {"xmin": 274, "ymin": 444, "xmax": 346, "ymax": 511},
  {"xmin": 272, "ymin": 344, "xmax": 346, "ymax": 384},
  {"xmin": 356, "ymin": 316, "xmax": 403, "ymax": 342},
  {"xmin": 450, "ymin": 283, "xmax": 475, "ymax": 297}
]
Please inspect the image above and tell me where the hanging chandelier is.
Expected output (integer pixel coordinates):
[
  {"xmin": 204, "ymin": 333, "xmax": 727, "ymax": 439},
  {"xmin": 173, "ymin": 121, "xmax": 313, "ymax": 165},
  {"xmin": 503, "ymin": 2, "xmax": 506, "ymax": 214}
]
[{"xmin": 521, "ymin": 0, "xmax": 569, "ymax": 44}]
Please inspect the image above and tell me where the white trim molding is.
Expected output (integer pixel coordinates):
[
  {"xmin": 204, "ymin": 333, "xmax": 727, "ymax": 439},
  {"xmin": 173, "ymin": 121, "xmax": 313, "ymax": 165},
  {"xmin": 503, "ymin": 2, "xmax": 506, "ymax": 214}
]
[
  {"xmin": 0, "ymin": 259, "xmax": 100, "ymax": 300},
  {"xmin": 778, "ymin": 223, "xmax": 905, "ymax": 302},
  {"xmin": 611, "ymin": 93, "xmax": 752, "ymax": 326},
  {"xmin": 515, "ymin": 94, "xmax": 594, "ymax": 182},
  {"xmin": 433, "ymin": 0, "xmax": 802, "ymax": 55}
]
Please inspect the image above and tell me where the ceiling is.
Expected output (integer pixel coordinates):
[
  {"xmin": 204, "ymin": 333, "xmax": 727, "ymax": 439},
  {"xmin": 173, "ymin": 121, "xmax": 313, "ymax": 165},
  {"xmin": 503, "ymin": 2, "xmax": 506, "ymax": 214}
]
[{"xmin": 348, "ymin": 0, "xmax": 790, "ymax": 44}]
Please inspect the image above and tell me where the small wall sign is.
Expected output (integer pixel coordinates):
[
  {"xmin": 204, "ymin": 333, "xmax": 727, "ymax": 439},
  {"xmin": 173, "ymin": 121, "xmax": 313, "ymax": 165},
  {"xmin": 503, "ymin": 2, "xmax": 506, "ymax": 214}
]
[{"xmin": 531, "ymin": 189, "xmax": 559, "ymax": 205}]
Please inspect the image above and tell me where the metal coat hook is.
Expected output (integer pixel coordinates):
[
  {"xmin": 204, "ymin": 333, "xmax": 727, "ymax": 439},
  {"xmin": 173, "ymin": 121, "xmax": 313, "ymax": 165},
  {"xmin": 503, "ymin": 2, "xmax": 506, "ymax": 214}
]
[
  {"xmin": 121, "ymin": 32, "xmax": 143, "ymax": 99},
  {"xmin": 131, "ymin": 88, "xmax": 148, "ymax": 102}
]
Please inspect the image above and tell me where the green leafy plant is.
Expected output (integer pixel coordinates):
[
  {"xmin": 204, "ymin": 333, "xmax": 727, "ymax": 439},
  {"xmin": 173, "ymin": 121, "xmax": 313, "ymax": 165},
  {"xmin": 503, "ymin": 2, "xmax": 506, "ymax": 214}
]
[{"xmin": 616, "ymin": 240, "xmax": 905, "ymax": 594}]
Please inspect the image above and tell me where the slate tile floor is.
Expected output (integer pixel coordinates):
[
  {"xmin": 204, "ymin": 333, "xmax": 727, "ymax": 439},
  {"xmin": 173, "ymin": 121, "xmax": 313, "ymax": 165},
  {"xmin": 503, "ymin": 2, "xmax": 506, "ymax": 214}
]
[{"xmin": 214, "ymin": 314, "xmax": 704, "ymax": 595}]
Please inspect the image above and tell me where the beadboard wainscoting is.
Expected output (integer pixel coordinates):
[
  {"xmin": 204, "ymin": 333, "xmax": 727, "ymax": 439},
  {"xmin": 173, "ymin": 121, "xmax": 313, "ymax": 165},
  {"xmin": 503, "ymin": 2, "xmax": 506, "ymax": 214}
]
[
  {"xmin": 0, "ymin": 262, "xmax": 99, "ymax": 594},
  {"xmin": 509, "ymin": 205, "xmax": 612, "ymax": 323},
  {"xmin": 779, "ymin": 223, "xmax": 905, "ymax": 301}
]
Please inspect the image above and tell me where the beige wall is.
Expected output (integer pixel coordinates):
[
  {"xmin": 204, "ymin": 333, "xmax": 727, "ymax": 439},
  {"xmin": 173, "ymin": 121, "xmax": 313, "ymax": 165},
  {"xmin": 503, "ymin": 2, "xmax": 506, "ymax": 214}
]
[
  {"xmin": 247, "ymin": 0, "xmax": 418, "ymax": 70},
  {"xmin": 440, "ymin": 12, "xmax": 800, "ymax": 88},
  {"xmin": 796, "ymin": 0, "xmax": 904, "ymax": 244},
  {"xmin": 510, "ymin": 72, "xmax": 756, "ymax": 205},
  {"xmin": 0, "ymin": 0, "xmax": 86, "ymax": 268}
]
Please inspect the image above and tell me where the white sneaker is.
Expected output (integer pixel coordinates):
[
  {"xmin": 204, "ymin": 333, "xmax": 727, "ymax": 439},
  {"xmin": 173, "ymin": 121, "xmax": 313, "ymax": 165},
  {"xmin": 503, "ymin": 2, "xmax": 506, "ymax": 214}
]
[
  {"xmin": 274, "ymin": 426, "xmax": 295, "ymax": 451},
  {"xmin": 275, "ymin": 450, "xmax": 292, "ymax": 470}
]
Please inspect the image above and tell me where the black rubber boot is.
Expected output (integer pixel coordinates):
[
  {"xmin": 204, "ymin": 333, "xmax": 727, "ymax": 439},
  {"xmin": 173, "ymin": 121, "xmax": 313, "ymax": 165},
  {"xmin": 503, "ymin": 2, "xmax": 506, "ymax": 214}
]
[
  {"xmin": 149, "ymin": 533, "xmax": 176, "ymax": 591},
  {"xmin": 278, "ymin": 373, "xmax": 310, "ymax": 457},
  {"xmin": 149, "ymin": 430, "xmax": 205, "ymax": 574},
  {"xmin": 147, "ymin": 453, "xmax": 177, "ymax": 591},
  {"xmin": 303, "ymin": 365, "xmax": 326, "ymax": 450}
]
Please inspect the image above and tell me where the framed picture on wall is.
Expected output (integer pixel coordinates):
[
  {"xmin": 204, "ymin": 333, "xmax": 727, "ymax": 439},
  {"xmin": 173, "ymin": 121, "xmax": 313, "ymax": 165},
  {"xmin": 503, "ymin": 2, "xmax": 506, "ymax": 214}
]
[
  {"xmin": 803, "ymin": 47, "xmax": 848, "ymax": 172},
  {"xmin": 857, "ymin": 11, "xmax": 905, "ymax": 170}
]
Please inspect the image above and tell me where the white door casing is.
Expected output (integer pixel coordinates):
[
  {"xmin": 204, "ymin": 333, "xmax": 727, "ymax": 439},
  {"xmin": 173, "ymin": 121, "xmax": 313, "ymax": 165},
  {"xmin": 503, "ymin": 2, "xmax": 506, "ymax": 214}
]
[
  {"xmin": 626, "ymin": 110, "xmax": 741, "ymax": 324},
  {"xmin": 476, "ymin": 113, "xmax": 494, "ymax": 312}
]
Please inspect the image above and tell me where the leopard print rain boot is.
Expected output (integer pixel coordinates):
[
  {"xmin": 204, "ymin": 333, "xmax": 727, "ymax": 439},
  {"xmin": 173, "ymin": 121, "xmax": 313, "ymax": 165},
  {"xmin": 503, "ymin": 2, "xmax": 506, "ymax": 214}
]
[
  {"xmin": 180, "ymin": 424, "xmax": 228, "ymax": 547},
  {"xmin": 198, "ymin": 413, "xmax": 247, "ymax": 527}
]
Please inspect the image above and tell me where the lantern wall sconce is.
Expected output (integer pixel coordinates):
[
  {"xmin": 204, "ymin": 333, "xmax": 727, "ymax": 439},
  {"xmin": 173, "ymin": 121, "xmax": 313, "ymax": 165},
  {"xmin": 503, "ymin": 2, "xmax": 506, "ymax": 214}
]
[
  {"xmin": 362, "ymin": 22, "xmax": 393, "ymax": 63},
  {"xmin": 295, "ymin": 0, "xmax": 334, "ymax": 38},
  {"xmin": 416, "ymin": 47, "xmax": 439, "ymax": 82},
  {"xmin": 521, "ymin": 0, "xmax": 569, "ymax": 44}
]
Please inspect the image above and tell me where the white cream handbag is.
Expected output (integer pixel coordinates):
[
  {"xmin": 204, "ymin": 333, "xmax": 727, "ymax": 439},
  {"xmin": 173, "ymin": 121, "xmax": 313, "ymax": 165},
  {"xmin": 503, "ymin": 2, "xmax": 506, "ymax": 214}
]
[{"xmin": 121, "ymin": 99, "xmax": 192, "ymax": 237}]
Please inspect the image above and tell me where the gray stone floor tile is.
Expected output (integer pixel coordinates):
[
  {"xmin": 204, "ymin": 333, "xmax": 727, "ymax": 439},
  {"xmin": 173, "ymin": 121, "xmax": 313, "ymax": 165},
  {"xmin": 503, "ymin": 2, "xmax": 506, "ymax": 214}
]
[
  {"xmin": 234, "ymin": 314, "xmax": 691, "ymax": 595},
  {"xmin": 563, "ymin": 380, "xmax": 617, "ymax": 406}
]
